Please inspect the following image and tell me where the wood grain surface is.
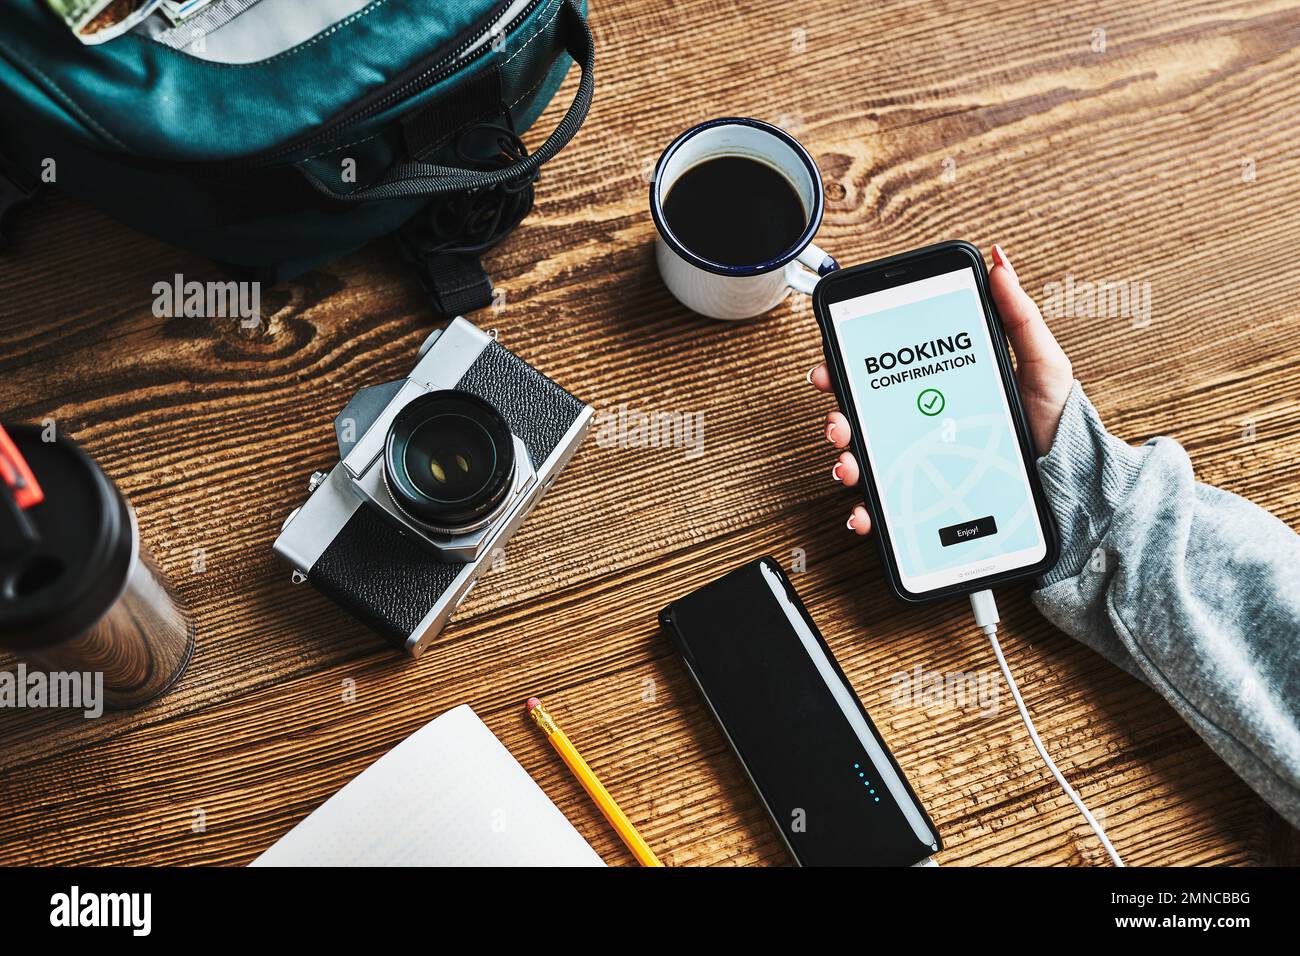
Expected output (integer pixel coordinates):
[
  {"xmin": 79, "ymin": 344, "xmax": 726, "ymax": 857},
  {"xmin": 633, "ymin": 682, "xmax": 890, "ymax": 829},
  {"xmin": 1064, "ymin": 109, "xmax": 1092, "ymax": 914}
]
[{"xmin": 2, "ymin": 0, "xmax": 1300, "ymax": 866}]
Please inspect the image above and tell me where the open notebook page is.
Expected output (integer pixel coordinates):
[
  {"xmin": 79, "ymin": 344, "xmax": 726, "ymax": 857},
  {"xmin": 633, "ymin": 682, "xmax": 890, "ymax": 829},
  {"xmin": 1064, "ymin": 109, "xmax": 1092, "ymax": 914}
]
[{"xmin": 252, "ymin": 704, "xmax": 604, "ymax": 867}]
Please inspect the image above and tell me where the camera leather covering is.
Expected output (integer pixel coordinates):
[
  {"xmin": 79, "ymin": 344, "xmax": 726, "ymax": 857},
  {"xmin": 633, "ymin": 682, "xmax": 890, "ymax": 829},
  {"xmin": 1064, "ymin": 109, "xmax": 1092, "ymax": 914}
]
[
  {"xmin": 311, "ymin": 504, "xmax": 467, "ymax": 642},
  {"xmin": 453, "ymin": 341, "xmax": 587, "ymax": 471}
]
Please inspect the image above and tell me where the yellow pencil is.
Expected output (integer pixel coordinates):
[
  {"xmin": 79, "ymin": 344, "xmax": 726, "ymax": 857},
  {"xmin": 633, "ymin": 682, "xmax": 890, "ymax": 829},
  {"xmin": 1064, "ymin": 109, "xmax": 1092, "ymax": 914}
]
[{"xmin": 526, "ymin": 697, "xmax": 663, "ymax": 867}]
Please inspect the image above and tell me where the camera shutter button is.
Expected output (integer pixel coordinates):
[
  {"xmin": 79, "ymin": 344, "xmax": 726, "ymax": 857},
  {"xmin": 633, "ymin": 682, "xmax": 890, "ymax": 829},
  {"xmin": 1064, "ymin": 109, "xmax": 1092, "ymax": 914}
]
[{"xmin": 417, "ymin": 329, "xmax": 443, "ymax": 358}]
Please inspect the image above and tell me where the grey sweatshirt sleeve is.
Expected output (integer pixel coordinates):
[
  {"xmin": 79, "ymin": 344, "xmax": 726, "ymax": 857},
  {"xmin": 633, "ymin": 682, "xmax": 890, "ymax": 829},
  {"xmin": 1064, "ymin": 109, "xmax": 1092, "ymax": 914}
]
[{"xmin": 1032, "ymin": 381, "xmax": 1300, "ymax": 829}]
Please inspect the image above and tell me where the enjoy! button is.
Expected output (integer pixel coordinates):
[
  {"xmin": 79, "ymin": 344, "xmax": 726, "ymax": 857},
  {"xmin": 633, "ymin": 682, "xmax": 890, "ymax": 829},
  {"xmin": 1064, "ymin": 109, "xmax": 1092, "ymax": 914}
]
[{"xmin": 938, "ymin": 515, "xmax": 998, "ymax": 547}]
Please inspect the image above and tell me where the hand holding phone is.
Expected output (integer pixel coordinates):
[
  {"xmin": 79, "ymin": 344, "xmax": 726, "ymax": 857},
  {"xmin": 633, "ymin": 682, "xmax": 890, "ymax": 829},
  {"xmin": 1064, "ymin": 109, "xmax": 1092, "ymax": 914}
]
[{"xmin": 813, "ymin": 241, "xmax": 1061, "ymax": 601}]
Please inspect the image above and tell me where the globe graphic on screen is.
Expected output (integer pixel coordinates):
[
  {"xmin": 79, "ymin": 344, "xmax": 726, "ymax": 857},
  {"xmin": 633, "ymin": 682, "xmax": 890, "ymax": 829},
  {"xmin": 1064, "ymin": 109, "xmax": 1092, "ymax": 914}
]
[{"xmin": 876, "ymin": 413, "xmax": 1032, "ymax": 573}]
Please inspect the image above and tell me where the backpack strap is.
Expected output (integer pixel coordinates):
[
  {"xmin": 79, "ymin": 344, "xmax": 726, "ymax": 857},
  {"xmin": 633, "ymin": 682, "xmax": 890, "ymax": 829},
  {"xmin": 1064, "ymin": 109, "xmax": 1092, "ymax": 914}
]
[
  {"xmin": 401, "ymin": 249, "xmax": 495, "ymax": 319},
  {"xmin": 300, "ymin": 0, "xmax": 593, "ymax": 204},
  {"xmin": 395, "ymin": 103, "xmax": 540, "ymax": 318},
  {"xmin": 300, "ymin": 0, "xmax": 593, "ymax": 319}
]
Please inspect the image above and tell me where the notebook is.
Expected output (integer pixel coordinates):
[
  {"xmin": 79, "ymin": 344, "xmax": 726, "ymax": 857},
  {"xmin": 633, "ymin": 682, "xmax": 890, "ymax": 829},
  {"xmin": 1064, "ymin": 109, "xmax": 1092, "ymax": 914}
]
[{"xmin": 252, "ymin": 704, "xmax": 604, "ymax": 867}]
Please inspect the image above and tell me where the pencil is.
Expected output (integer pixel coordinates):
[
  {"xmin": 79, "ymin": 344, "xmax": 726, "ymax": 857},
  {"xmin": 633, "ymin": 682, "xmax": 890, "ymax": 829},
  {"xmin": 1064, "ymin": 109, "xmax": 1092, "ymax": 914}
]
[{"xmin": 526, "ymin": 697, "xmax": 663, "ymax": 867}]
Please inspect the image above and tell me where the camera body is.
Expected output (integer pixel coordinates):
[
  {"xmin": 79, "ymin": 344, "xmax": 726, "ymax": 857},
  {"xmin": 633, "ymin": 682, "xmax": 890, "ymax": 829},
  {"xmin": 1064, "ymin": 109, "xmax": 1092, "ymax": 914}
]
[{"xmin": 274, "ymin": 318, "xmax": 592, "ymax": 657}]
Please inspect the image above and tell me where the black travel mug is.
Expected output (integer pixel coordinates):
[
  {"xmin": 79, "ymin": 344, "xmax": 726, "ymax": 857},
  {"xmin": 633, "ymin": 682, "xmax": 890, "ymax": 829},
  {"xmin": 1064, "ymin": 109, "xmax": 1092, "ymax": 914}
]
[{"xmin": 0, "ymin": 425, "xmax": 194, "ymax": 709}]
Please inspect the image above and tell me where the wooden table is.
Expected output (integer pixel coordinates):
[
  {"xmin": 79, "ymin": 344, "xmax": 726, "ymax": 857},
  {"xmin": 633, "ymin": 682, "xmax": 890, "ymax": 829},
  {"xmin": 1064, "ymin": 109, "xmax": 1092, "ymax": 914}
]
[{"xmin": 2, "ymin": 0, "xmax": 1298, "ymax": 867}]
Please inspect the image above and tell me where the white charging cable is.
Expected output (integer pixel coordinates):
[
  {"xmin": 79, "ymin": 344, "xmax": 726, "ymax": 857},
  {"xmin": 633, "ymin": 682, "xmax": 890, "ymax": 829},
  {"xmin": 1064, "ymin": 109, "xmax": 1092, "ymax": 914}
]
[{"xmin": 969, "ymin": 589, "xmax": 1124, "ymax": 866}]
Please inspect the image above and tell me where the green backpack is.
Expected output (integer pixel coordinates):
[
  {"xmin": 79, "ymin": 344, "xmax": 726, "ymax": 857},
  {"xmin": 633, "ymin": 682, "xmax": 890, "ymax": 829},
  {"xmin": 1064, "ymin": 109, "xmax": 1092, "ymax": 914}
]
[{"xmin": 0, "ymin": 0, "xmax": 593, "ymax": 317}]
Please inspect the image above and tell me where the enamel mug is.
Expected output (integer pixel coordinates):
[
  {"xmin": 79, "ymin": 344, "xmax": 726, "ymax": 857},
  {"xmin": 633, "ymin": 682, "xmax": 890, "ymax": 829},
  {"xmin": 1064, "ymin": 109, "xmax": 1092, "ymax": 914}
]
[{"xmin": 650, "ymin": 117, "xmax": 838, "ymax": 320}]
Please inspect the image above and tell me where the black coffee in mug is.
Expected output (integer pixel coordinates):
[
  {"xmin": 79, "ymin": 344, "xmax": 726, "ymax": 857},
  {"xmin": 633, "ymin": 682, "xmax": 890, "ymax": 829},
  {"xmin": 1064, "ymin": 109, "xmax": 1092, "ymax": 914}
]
[{"xmin": 663, "ymin": 156, "xmax": 807, "ymax": 267}]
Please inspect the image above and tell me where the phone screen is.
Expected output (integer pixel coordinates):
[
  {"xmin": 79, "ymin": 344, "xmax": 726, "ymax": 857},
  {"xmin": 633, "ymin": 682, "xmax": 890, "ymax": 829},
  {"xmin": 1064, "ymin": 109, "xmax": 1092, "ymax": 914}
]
[{"xmin": 827, "ymin": 265, "xmax": 1047, "ymax": 594}]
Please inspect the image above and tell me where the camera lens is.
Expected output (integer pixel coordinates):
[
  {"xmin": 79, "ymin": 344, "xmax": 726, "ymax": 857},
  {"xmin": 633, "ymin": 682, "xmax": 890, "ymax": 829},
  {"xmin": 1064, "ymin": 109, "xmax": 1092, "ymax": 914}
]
[{"xmin": 384, "ymin": 391, "xmax": 516, "ymax": 532}]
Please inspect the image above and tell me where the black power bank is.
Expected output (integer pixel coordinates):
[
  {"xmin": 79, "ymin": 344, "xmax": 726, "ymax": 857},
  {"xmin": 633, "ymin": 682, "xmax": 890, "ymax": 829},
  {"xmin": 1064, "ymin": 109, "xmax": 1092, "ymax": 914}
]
[{"xmin": 660, "ymin": 557, "xmax": 941, "ymax": 866}]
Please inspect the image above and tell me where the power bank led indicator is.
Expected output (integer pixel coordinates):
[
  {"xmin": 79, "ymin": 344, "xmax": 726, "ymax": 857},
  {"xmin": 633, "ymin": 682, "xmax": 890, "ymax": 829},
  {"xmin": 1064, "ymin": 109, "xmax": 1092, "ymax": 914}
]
[{"xmin": 854, "ymin": 762, "xmax": 880, "ymax": 802}]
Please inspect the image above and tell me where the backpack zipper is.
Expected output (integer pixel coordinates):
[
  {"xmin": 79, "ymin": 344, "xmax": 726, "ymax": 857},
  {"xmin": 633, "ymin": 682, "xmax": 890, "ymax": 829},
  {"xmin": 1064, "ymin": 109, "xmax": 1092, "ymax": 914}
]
[{"xmin": 241, "ymin": 0, "xmax": 544, "ymax": 167}]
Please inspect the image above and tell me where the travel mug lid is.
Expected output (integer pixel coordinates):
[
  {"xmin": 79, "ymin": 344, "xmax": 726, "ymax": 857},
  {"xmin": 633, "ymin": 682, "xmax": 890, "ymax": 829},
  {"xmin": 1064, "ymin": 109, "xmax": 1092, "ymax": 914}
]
[{"xmin": 0, "ymin": 425, "xmax": 135, "ymax": 650}]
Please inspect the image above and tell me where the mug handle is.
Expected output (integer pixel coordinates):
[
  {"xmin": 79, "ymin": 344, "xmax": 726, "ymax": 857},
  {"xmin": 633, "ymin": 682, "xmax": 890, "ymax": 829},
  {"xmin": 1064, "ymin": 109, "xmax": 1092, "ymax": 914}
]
[{"xmin": 784, "ymin": 243, "xmax": 839, "ymax": 295}]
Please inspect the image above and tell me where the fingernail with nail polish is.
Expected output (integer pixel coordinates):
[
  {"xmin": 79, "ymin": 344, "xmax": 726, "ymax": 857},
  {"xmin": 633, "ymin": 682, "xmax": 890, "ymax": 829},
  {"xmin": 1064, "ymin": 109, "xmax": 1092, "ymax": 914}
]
[
  {"xmin": 993, "ymin": 244, "xmax": 1014, "ymax": 274},
  {"xmin": 846, "ymin": 515, "xmax": 856, "ymax": 531},
  {"xmin": 806, "ymin": 366, "xmax": 817, "ymax": 385},
  {"xmin": 826, "ymin": 422, "xmax": 837, "ymax": 443},
  {"xmin": 832, "ymin": 462, "xmax": 843, "ymax": 483}
]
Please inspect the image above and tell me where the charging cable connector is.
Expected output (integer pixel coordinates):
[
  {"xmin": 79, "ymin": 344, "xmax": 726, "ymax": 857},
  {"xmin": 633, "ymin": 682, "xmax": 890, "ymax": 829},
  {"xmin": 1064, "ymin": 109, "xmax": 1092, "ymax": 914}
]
[{"xmin": 969, "ymin": 589, "xmax": 1124, "ymax": 867}]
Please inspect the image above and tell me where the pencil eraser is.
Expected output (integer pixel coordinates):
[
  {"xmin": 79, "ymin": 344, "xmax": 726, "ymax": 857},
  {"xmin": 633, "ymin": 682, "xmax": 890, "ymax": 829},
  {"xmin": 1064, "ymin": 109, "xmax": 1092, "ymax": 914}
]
[{"xmin": 525, "ymin": 697, "xmax": 541, "ymax": 712}]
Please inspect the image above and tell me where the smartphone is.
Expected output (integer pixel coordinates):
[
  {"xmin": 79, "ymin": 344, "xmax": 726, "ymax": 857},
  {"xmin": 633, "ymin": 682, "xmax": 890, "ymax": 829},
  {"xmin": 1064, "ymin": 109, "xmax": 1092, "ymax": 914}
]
[
  {"xmin": 813, "ymin": 240, "xmax": 1059, "ymax": 602},
  {"xmin": 660, "ymin": 557, "xmax": 941, "ymax": 866}
]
